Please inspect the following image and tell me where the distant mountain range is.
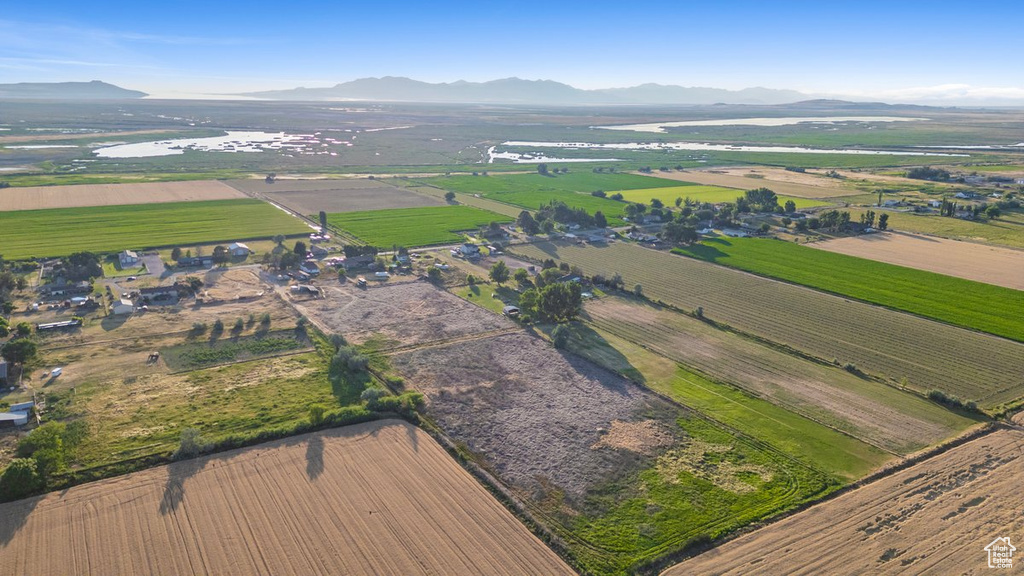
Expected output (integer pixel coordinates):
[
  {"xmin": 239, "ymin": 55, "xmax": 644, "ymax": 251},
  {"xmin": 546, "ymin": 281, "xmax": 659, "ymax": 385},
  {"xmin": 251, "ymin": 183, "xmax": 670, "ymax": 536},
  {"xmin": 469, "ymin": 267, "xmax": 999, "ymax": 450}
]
[
  {"xmin": 243, "ymin": 76, "xmax": 811, "ymax": 105},
  {"xmin": 0, "ymin": 80, "xmax": 147, "ymax": 99}
]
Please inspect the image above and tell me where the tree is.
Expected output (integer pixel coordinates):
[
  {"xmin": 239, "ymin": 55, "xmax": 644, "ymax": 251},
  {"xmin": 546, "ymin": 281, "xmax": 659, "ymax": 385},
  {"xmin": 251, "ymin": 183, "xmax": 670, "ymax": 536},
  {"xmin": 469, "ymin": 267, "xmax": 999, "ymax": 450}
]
[
  {"xmin": 650, "ymin": 198, "xmax": 664, "ymax": 209},
  {"xmin": 2, "ymin": 338, "xmax": 37, "ymax": 366},
  {"xmin": 634, "ymin": 284, "xmax": 643, "ymax": 297},
  {"xmin": 745, "ymin": 188, "xmax": 779, "ymax": 212},
  {"xmin": 170, "ymin": 247, "xmax": 182, "ymax": 261},
  {"xmin": 675, "ymin": 196, "xmax": 683, "ymax": 207},
  {"xmin": 784, "ymin": 199, "xmax": 797, "ymax": 213},
  {"xmin": 513, "ymin": 268, "xmax": 530, "ymax": 286},
  {"xmin": 319, "ymin": 211, "xmax": 328, "ymax": 230},
  {"xmin": 273, "ymin": 234, "xmax": 285, "ymax": 247},
  {"xmin": 591, "ymin": 190, "xmax": 606, "ymax": 198},
  {"xmin": 593, "ymin": 211, "xmax": 608, "ymax": 228},
  {"xmin": 427, "ymin": 266, "xmax": 443, "ymax": 283},
  {"xmin": 537, "ymin": 163, "xmax": 549, "ymax": 176},
  {"xmin": 294, "ymin": 241, "xmax": 307, "ymax": 256},
  {"xmin": 489, "ymin": 260, "xmax": 509, "ymax": 285},
  {"xmin": 444, "ymin": 191, "xmax": 456, "ymax": 202},
  {"xmin": 0, "ymin": 458, "xmax": 43, "ymax": 502},
  {"xmin": 212, "ymin": 319, "xmax": 225, "ymax": 334},
  {"xmin": 986, "ymin": 204, "xmax": 1002, "ymax": 219},
  {"xmin": 17, "ymin": 422, "xmax": 71, "ymax": 478},
  {"xmin": 877, "ymin": 190, "xmax": 883, "ymax": 206},
  {"xmin": 538, "ymin": 282, "xmax": 583, "ymax": 323},
  {"xmin": 877, "ymin": 213, "xmax": 889, "ymax": 230},
  {"xmin": 660, "ymin": 221, "xmax": 698, "ymax": 245},
  {"xmin": 517, "ymin": 211, "xmax": 540, "ymax": 235},
  {"xmin": 232, "ymin": 318, "xmax": 244, "ymax": 333},
  {"xmin": 610, "ymin": 192, "xmax": 624, "ymax": 201},
  {"xmin": 212, "ymin": 245, "xmax": 230, "ymax": 265}
]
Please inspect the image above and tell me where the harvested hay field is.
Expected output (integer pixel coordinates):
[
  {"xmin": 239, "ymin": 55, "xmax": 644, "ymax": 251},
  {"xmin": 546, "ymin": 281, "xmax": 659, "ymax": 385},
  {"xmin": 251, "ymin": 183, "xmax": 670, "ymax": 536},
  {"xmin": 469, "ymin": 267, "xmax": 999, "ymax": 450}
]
[
  {"xmin": 288, "ymin": 281, "xmax": 513, "ymax": 347},
  {"xmin": 811, "ymin": 232, "xmax": 1024, "ymax": 291},
  {"xmin": 654, "ymin": 168, "xmax": 861, "ymax": 198},
  {"xmin": 228, "ymin": 178, "xmax": 443, "ymax": 215},
  {"xmin": 0, "ymin": 420, "xmax": 573, "ymax": 576},
  {"xmin": 387, "ymin": 331, "xmax": 834, "ymax": 574},
  {"xmin": 666, "ymin": 428, "xmax": 1024, "ymax": 576},
  {"xmin": 0, "ymin": 180, "xmax": 244, "ymax": 211}
]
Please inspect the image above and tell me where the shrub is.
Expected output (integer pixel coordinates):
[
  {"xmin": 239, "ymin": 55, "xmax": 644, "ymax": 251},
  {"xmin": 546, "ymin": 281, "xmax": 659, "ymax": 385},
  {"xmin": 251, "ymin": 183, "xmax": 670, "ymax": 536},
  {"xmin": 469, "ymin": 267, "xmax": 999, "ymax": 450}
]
[
  {"xmin": 173, "ymin": 428, "xmax": 206, "ymax": 460},
  {"xmin": 308, "ymin": 404, "xmax": 326, "ymax": 426},
  {"xmin": 0, "ymin": 459, "xmax": 44, "ymax": 502},
  {"xmin": 361, "ymin": 387, "xmax": 387, "ymax": 409},
  {"xmin": 232, "ymin": 318, "xmax": 244, "ymax": 333},
  {"xmin": 551, "ymin": 325, "xmax": 570, "ymax": 349},
  {"xmin": 212, "ymin": 319, "xmax": 225, "ymax": 334}
]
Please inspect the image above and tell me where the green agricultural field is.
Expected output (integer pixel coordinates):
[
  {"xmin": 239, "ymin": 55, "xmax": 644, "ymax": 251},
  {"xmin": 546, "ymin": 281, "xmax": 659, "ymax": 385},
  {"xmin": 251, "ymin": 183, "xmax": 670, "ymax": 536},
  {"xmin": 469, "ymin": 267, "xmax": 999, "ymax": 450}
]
[
  {"xmin": 673, "ymin": 237, "xmax": 1024, "ymax": 342},
  {"xmin": 511, "ymin": 240, "xmax": 1024, "ymax": 408},
  {"xmin": 864, "ymin": 210, "xmax": 1024, "ymax": 249},
  {"xmin": 416, "ymin": 172, "xmax": 685, "ymax": 224},
  {"xmin": 326, "ymin": 205, "xmax": 512, "ymax": 247},
  {"xmin": 614, "ymin": 185, "xmax": 829, "ymax": 209},
  {"xmin": 0, "ymin": 199, "xmax": 308, "ymax": 259}
]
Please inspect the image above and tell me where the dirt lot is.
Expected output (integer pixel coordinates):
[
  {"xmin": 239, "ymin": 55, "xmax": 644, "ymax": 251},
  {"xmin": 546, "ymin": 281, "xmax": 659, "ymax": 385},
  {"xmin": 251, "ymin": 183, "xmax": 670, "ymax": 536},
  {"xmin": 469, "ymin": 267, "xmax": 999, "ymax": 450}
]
[
  {"xmin": 811, "ymin": 232, "xmax": 1024, "ymax": 290},
  {"xmin": 0, "ymin": 420, "xmax": 573, "ymax": 576},
  {"xmin": 655, "ymin": 168, "xmax": 861, "ymax": 198},
  {"xmin": 389, "ymin": 331, "xmax": 682, "ymax": 498},
  {"xmin": 227, "ymin": 178, "xmax": 442, "ymax": 214},
  {"xmin": 0, "ymin": 180, "xmax": 244, "ymax": 211},
  {"xmin": 666, "ymin": 427, "xmax": 1024, "ymax": 576},
  {"xmin": 288, "ymin": 280, "xmax": 513, "ymax": 347}
]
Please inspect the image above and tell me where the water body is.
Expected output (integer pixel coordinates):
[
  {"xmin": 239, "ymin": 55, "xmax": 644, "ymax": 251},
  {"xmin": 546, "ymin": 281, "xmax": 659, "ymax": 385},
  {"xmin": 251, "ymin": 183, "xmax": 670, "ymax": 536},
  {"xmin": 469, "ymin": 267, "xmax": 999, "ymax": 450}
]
[
  {"xmin": 596, "ymin": 116, "xmax": 928, "ymax": 133},
  {"xmin": 93, "ymin": 131, "xmax": 315, "ymax": 158},
  {"xmin": 486, "ymin": 146, "xmax": 622, "ymax": 164},
  {"xmin": 499, "ymin": 141, "xmax": 967, "ymax": 157}
]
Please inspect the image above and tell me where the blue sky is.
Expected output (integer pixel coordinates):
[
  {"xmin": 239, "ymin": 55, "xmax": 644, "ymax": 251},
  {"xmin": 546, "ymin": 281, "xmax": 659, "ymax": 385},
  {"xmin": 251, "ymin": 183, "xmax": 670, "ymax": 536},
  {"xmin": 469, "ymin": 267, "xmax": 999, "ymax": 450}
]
[{"xmin": 1, "ymin": 1, "xmax": 1022, "ymax": 102}]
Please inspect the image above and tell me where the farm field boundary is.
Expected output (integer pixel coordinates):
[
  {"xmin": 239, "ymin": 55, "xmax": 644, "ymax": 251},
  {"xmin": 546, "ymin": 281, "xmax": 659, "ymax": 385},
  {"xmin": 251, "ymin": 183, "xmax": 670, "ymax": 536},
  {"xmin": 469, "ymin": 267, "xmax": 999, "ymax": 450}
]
[
  {"xmin": 810, "ymin": 231, "xmax": 1024, "ymax": 291},
  {"xmin": 673, "ymin": 236, "xmax": 1024, "ymax": 342},
  {"xmin": 0, "ymin": 180, "xmax": 246, "ymax": 211},
  {"xmin": 0, "ymin": 198, "xmax": 309, "ymax": 259},
  {"xmin": 326, "ymin": 205, "xmax": 512, "ymax": 247},
  {"xmin": 509, "ymin": 240, "xmax": 1024, "ymax": 408},
  {"xmin": 0, "ymin": 420, "xmax": 575, "ymax": 576}
]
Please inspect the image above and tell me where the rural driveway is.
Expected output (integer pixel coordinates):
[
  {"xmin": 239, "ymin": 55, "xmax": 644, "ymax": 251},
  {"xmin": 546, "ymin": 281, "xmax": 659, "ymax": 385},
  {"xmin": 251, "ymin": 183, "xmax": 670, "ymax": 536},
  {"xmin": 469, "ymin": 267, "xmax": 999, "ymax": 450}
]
[{"xmin": 142, "ymin": 254, "xmax": 168, "ymax": 278}]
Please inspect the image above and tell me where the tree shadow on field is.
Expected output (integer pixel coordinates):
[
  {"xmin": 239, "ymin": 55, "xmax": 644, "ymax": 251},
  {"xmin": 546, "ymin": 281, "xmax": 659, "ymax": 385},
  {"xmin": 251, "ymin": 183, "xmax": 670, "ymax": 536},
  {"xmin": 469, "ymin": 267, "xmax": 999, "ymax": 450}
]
[
  {"xmin": 0, "ymin": 497, "xmax": 40, "ymax": 546},
  {"xmin": 158, "ymin": 457, "xmax": 209, "ymax": 516},
  {"xmin": 305, "ymin": 435, "xmax": 324, "ymax": 481}
]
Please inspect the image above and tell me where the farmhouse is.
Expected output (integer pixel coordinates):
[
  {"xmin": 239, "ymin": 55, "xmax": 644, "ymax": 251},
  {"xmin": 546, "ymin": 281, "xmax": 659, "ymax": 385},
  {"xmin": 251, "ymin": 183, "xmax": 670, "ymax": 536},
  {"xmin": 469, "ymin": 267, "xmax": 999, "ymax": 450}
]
[
  {"xmin": 37, "ymin": 280, "xmax": 91, "ymax": 298},
  {"xmin": 111, "ymin": 299, "xmax": 134, "ymax": 315},
  {"xmin": 139, "ymin": 286, "xmax": 179, "ymax": 303},
  {"xmin": 300, "ymin": 261, "xmax": 321, "ymax": 275},
  {"xmin": 342, "ymin": 255, "xmax": 375, "ymax": 270},
  {"xmin": 310, "ymin": 244, "xmax": 329, "ymax": 258},
  {"xmin": 178, "ymin": 255, "xmax": 214, "ymax": 267},
  {"xmin": 119, "ymin": 250, "xmax": 140, "ymax": 268}
]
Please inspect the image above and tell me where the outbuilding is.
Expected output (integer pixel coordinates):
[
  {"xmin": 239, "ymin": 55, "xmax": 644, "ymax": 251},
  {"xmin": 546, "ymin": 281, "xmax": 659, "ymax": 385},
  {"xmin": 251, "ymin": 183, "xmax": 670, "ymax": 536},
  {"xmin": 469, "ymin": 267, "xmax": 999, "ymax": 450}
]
[
  {"xmin": 502, "ymin": 305, "xmax": 520, "ymax": 318},
  {"xmin": 112, "ymin": 298, "xmax": 134, "ymax": 315},
  {"xmin": 228, "ymin": 242, "xmax": 252, "ymax": 257},
  {"xmin": 0, "ymin": 412, "xmax": 29, "ymax": 428}
]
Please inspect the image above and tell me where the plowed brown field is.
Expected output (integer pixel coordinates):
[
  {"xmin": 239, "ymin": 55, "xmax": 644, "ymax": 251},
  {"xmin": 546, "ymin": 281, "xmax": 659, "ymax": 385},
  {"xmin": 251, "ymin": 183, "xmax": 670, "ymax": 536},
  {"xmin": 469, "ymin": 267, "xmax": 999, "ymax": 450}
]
[
  {"xmin": 811, "ymin": 232, "xmax": 1024, "ymax": 290},
  {"xmin": 665, "ymin": 428, "xmax": 1024, "ymax": 576},
  {"xmin": 0, "ymin": 420, "xmax": 573, "ymax": 576},
  {"xmin": 654, "ymin": 168, "xmax": 861, "ymax": 198},
  {"xmin": 0, "ymin": 180, "xmax": 244, "ymax": 211}
]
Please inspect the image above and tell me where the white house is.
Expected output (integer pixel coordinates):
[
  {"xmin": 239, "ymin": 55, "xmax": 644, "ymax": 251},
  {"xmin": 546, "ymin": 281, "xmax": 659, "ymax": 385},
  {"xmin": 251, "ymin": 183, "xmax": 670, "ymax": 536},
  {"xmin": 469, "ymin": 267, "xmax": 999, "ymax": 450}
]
[
  {"xmin": 228, "ymin": 242, "xmax": 252, "ymax": 257},
  {"xmin": 112, "ymin": 298, "xmax": 134, "ymax": 315},
  {"xmin": 118, "ymin": 250, "xmax": 139, "ymax": 268},
  {"xmin": 927, "ymin": 200, "xmax": 942, "ymax": 208}
]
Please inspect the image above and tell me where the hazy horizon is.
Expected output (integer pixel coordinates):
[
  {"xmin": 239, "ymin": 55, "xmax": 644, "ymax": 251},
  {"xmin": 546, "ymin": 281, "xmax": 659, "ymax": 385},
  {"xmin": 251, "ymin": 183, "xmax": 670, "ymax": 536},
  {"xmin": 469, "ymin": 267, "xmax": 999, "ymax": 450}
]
[{"xmin": 2, "ymin": 0, "xmax": 1023, "ymax": 105}]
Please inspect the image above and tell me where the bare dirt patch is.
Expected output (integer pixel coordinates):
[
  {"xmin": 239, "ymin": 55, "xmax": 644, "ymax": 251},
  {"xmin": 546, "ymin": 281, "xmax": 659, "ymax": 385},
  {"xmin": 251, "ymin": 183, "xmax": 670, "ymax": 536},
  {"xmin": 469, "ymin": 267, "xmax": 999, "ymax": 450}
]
[
  {"xmin": 0, "ymin": 420, "xmax": 573, "ymax": 576},
  {"xmin": 0, "ymin": 180, "xmax": 244, "ymax": 211},
  {"xmin": 666, "ymin": 428, "xmax": 1024, "ymax": 576},
  {"xmin": 811, "ymin": 232, "xmax": 1024, "ymax": 290},
  {"xmin": 655, "ymin": 168, "xmax": 860, "ymax": 198},
  {"xmin": 288, "ymin": 280, "xmax": 512, "ymax": 347},
  {"xmin": 389, "ymin": 331, "xmax": 683, "ymax": 499},
  {"xmin": 591, "ymin": 419, "xmax": 675, "ymax": 455}
]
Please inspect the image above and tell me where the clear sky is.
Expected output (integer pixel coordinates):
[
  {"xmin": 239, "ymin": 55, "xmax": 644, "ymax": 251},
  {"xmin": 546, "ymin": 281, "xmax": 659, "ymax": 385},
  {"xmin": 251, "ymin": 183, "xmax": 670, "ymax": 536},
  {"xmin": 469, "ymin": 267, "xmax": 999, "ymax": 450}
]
[{"xmin": 1, "ymin": 0, "xmax": 1022, "ymax": 103}]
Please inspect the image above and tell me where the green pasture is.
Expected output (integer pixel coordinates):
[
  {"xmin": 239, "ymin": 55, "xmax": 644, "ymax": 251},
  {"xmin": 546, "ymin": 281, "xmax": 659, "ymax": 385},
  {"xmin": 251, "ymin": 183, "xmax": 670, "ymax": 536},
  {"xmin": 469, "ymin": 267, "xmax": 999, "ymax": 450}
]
[{"xmin": 326, "ymin": 205, "xmax": 512, "ymax": 247}]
